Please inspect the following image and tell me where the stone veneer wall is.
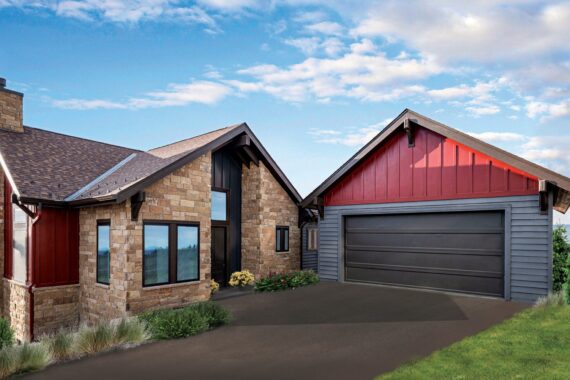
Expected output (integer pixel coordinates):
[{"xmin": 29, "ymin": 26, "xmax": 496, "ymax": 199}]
[
  {"xmin": 79, "ymin": 153, "xmax": 212, "ymax": 324},
  {"xmin": 241, "ymin": 161, "xmax": 300, "ymax": 278},
  {"xmin": 33, "ymin": 285, "xmax": 80, "ymax": 338},
  {"xmin": 3, "ymin": 280, "xmax": 30, "ymax": 342},
  {"xmin": 0, "ymin": 89, "xmax": 24, "ymax": 133},
  {"xmin": 0, "ymin": 170, "xmax": 4, "ymax": 314}
]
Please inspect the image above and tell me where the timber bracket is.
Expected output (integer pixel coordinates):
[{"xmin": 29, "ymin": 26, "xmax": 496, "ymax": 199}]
[{"xmin": 130, "ymin": 191, "xmax": 146, "ymax": 221}]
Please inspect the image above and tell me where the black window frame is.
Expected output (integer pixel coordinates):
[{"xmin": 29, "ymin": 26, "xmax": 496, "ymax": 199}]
[
  {"xmin": 142, "ymin": 220, "xmax": 200, "ymax": 287},
  {"xmin": 211, "ymin": 188, "xmax": 230, "ymax": 223},
  {"xmin": 96, "ymin": 219, "xmax": 111, "ymax": 286},
  {"xmin": 276, "ymin": 226, "xmax": 290, "ymax": 253}
]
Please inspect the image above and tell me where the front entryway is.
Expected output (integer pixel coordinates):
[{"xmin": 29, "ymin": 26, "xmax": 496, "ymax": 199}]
[{"xmin": 344, "ymin": 211, "xmax": 505, "ymax": 297}]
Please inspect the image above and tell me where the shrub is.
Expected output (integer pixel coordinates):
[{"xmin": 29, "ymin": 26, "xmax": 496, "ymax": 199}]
[
  {"xmin": 255, "ymin": 270, "xmax": 319, "ymax": 292},
  {"xmin": 113, "ymin": 318, "xmax": 150, "ymax": 346},
  {"xmin": 0, "ymin": 348, "xmax": 17, "ymax": 379},
  {"xmin": 0, "ymin": 318, "xmax": 14, "ymax": 350},
  {"xmin": 45, "ymin": 329, "xmax": 75, "ymax": 361},
  {"xmin": 75, "ymin": 323, "xmax": 115, "ymax": 355},
  {"xmin": 534, "ymin": 291, "xmax": 566, "ymax": 308},
  {"xmin": 139, "ymin": 302, "xmax": 231, "ymax": 340},
  {"xmin": 228, "ymin": 270, "xmax": 255, "ymax": 287},
  {"xmin": 14, "ymin": 343, "xmax": 52, "ymax": 374},
  {"xmin": 553, "ymin": 225, "xmax": 570, "ymax": 292}
]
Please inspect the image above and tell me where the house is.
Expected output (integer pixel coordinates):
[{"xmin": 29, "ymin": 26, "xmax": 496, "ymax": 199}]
[
  {"xmin": 0, "ymin": 78, "xmax": 304, "ymax": 341},
  {"xmin": 302, "ymin": 109, "xmax": 570, "ymax": 303}
]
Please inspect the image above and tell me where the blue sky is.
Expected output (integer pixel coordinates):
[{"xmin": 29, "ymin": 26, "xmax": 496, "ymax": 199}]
[{"xmin": 1, "ymin": 0, "xmax": 569, "ymax": 222}]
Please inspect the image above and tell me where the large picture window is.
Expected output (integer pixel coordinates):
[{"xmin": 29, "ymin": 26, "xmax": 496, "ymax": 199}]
[
  {"xmin": 276, "ymin": 226, "xmax": 289, "ymax": 252},
  {"xmin": 97, "ymin": 220, "xmax": 111, "ymax": 285},
  {"xmin": 143, "ymin": 222, "xmax": 199, "ymax": 287},
  {"xmin": 12, "ymin": 206, "xmax": 28, "ymax": 283}
]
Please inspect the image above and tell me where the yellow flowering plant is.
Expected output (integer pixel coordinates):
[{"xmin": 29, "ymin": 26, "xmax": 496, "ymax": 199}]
[
  {"xmin": 228, "ymin": 270, "xmax": 255, "ymax": 287},
  {"xmin": 210, "ymin": 279, "xmax": 220, "ymax": 295}
]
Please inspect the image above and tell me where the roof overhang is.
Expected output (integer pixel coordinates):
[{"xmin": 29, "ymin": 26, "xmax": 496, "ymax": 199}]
[{"xmin": 301, "ymin": 109, "xmax": 570, "ymax": 214}]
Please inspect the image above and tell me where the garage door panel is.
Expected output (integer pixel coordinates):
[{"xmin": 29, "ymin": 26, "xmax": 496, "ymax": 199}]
[
  {"xmin": 346, "ymin": 233, "xmax": 503, "ymax": 251},
  {"xmin": 346, "ymin": 249, "xmax": 504, "ymax": 273},
  {"xmin": 346, "ymin": 267, "xmax": 504, "ymax": 297},
  {"xmin": 344, "ymin": 211, "xmax": 505, "ymax": 297},
  {"xmin": 345, "ymin": 212, "xmax": 503, "ymax": 230}
]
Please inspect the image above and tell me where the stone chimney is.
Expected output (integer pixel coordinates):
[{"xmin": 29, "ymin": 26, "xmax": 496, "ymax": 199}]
[{"xmin": 0, "ymin": 78, "xmax": 24, "ymax": 133}]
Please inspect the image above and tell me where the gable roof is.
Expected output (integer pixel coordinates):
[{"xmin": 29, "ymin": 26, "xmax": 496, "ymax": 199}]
[
  {"xmin": 0, "ymin": 123, "xmax": 301, "ymax": 207},
  {"xmin": 301, "ymin": 109, "xmax": 570, "ymax": 213}
]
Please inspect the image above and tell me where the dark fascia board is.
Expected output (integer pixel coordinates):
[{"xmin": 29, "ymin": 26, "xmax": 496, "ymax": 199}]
[
  {"xmin": 69, "ymin": 122, "xmax": 302, "ymax": 207},
  {"xmin": 301, "ymin": 108, "xmax": 570, "ymax": 213}
]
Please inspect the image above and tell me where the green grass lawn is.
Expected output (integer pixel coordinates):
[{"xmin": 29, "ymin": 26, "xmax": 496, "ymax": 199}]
[{"xmin": 379, "ymin": 305, "xmax": 570, "ymax": 380}]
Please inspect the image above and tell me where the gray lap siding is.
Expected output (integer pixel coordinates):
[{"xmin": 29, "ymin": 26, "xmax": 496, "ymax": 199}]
[{"xmin": 317, "ymin": 195, "xmax": 552, "ymax": 303}]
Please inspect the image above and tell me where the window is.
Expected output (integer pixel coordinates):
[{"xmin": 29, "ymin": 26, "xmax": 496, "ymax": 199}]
[
  {"xmin": 276, "ymin": 226, "xmax": 289, "ymax": 252},
  {"xmin": 97, "ymin": 221, "xmax": 111, "ymax": 285},
  {"xmin": 211, "ymin": 191, "xmax": 227, "ymax": 221},
  {"xmin": 143, "ymin": 222, "xmax": 199, "ymax": 287},
  {"xmin": 307, "ymin": 228, "xmax": 318, "ymax": 251},
  {"xmin": 12, "ymin": 206, "xmax": 28, "ymax": 283}
]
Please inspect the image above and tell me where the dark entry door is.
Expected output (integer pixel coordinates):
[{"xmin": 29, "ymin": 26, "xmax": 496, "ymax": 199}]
[
  {"xmin": 344, "ymin": 211, "xmax": 505, "ymax": 297},
  {"xmin": 211, "ymin": 226, "xmax": 227, "ymax": 286}
]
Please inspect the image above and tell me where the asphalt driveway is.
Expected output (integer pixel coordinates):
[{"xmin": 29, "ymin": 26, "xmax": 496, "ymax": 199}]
[{"xmin": 22, "ymin": 282, "xmax": 527, "ymax": 380}]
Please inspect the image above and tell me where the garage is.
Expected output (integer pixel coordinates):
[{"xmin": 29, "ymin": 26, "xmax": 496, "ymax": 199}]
[
  {"xmin": 344, "ymin": 211, "xmax": 505, "ymax": 297},
  {"xmin": 301, "ymin": 109, "xmax": 570, "ymax": 302}
]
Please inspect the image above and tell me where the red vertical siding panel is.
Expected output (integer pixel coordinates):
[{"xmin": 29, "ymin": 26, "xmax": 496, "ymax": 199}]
[
  {"xmin": 457, "ymin": 146, "xmax": 472, "ymax": 194},
  {"xmin": 509, "ymin": 170, "xmax": 525, "ymax": 192},
  {"xmin": 473, "ymin": 153, "xmax": 490, "ymax": 193},
  {"xmin": 387, "ymin": 139, "xmax": 400, "ymax": 198},
  {"xmin": 441, "ymin": 139, "xmax": 457, "ymax": 196},
  {"xmin": 413, "ymin": 128, "xmax": 427, "ymax": 198},
  {"xmin": 426, "ymin": 133, "xmax": 442, "ymax": 197},
  {"xmin": 375, "ymin": 149, "xmax": 388, "ymax": 200},
  {"xmin": 490, "ymin": 161, "xmax": 507, "ymax": 192},
  {"xmin": 353, "ymin": 168, "xmax": 364, "ymax": 202},
  {"xmin": 399, "ymin": 133, "xmax": 413, "ymax": 198},
  {"xmin": 363, "ymin": 155, "xmax": 376, "ymax": 200}
]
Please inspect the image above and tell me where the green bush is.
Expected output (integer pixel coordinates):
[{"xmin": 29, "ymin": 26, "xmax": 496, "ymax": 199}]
[
  {"xmin": 553, "ymin": 225, "xmax": 570, "ymax": 292},
  {"xmin": 75, "ymin": 323, "xmax": 115, "ymax": 355},
  {"xmin": 254, "ymin": 270, "xmax": 319, "ymax": 292},
  {"xmin": 138, "ymin": 301, "xmax": 231, "ymax": 340},
  {"xmin": 0, "ymin": 318, "xmax": 14, "ymax": 350},
  {"xmin": 14, "ymin": 343, "xmax": 52, "ymax": 374},
  {"xmin": 113, "ymin": 318, "xmax": 150, "ymax": 346},
  {"xmin": 0, "ymin": 347, "xmax": 17, "ymax": 379},
  {"xmin": 45, "ymin": 329, "xmax": 75, "ymax": 361}
]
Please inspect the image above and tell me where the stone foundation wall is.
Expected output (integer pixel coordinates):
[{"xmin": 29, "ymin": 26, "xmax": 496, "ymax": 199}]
[
  {"xmin": 3, "ymin": 279, "xmax": 30, "ymax": 342},
  {"xmin": 242, "ymin": 162, "xmax": 300, "ymax": 279},
  {"xmin": 33, "ymin": 285, "xmax": 80, "ymax": 338}
]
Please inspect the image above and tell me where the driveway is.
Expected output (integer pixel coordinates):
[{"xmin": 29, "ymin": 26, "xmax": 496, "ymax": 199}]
[{"xmin": 23, "ymin": 282, "xmax": 527, "ymax": 380}]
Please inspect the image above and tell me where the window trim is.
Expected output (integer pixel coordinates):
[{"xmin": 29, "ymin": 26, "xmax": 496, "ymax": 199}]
[
  {"xmin": 96, "ymin": 220, "xmax": 111, "ymax": 285},
  {"xmin": 142, "ymin": 220, "xmax": 200, "ymax": 288},
  {"xmin": 307, "ymin": 228, "xmax": 318, "ymax": 251},
  {"xmin": 276, "ymin": 226, "xmax": 290, "ymax": 253}
]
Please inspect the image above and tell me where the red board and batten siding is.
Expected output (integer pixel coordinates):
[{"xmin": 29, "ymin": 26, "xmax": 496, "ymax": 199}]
[
  {"xmin": 324, "ymin": 127, "xmax": 539, "ymax": 206},
  {"xmin": 3, "ymin": 178, "xmax": 79, "ymax": 286}
]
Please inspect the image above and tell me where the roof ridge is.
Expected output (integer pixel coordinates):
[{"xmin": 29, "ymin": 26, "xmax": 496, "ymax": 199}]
[
  {"xmin": 148, "ymin": 123, "xmax": 243, "ymax": 153},
  {"xmin": 23, "ymin": 125, "xmax": 142, "ymax": 153}
]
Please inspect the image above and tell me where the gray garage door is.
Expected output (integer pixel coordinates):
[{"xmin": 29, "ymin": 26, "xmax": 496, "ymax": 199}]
[{"xmin": 344, "ymin": 211, "xmax": 505, "ymax": 297}]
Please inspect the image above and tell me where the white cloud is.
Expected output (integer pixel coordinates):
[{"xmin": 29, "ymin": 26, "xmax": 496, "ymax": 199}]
[
  {"xmin": 311, "ymin": 118, "xmax": 393, "ymax": 147},
  {"xmin": 526, "ymin": 99, "xmax": 570, "ymax": 121},
  {"xmin": 465, "ymin": 104, "xmax": 500, "ymax": 117},
  {"xmin": 51, "ymin": 80, "xmax": 232, "ymax": 110},
  {"xmin": 284, "ymin": 37, "xmax": 321, "ymax": 55},
  {"xmin": 467, "ymin": 131, "xmax": 526, "ymax": 142},
  {"xmin": 520, "ymin": 136, "xmax": 570, "ymax": 177},
  {"xmin": 351, "ymin": 1, "xmax": 570, "ymax": 63},
  {"xmin": 305, "ymin": 21, "xmax": 343, "ymax": 36}
]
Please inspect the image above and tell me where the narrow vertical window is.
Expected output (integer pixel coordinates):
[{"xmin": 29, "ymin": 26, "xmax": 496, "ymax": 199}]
[
  {"xmin": 177, "ymin": 225, "xmax": 199, "ymax": 282},
  {"xmin": 276, "ymin": 226, "xmax": 290, "ymax": 253},
  {"xmin": 12, "ymin": 207, "xmax": 28, "ymax": 283},
  {"xmin": 143, "ymin": 224, "xmax": 170, "ymax": 286},
  {"xmin": 211, "ymin": 191, "xmax": 227, "ymax": 221},
  {"xmin": 97, "ymin": 221, "xmax": 111, "ymax": 285},
  {"xmin": 308, "ymin": 228, "xmax": 318, "ymax": 251}
]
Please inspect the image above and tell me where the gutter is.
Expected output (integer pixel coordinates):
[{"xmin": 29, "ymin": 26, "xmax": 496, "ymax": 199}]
[{"xmin": 27, "ymin": 204, "xmax": 43, "ymax": 341}]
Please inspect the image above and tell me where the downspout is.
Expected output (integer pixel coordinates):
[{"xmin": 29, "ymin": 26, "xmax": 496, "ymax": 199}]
[{"xmin": 27, "ymin": 203, "xmax": 42, "ymax": 341}]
